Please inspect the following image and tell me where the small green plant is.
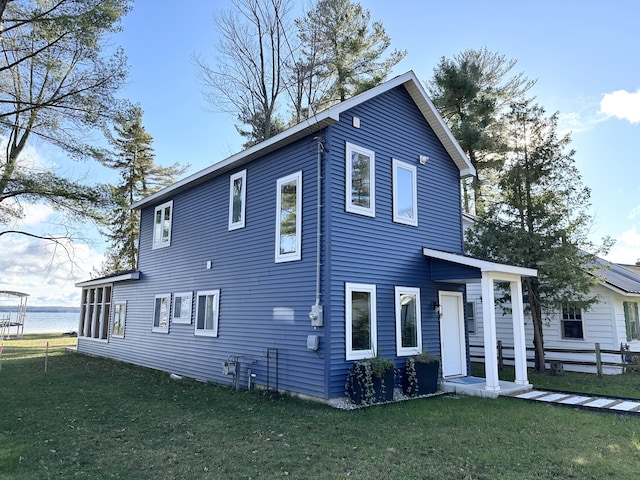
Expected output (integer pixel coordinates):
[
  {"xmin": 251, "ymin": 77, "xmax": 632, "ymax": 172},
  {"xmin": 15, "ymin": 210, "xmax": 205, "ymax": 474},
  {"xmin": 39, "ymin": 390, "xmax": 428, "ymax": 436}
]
[
  {"xmin": 345, "ymin": 356, "xmax": 394, "ymax": 405},
  {"xmin": 414, "ymin": 350, "xmax": 440, "ymax": 363}
]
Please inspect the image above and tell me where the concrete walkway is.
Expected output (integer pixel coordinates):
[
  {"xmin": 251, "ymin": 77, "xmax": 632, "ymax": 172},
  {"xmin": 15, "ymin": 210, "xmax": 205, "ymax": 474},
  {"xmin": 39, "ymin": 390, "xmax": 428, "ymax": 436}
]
[{"xmin": 509, "ymin": 389, "xmax": 640, "ymax": 415}]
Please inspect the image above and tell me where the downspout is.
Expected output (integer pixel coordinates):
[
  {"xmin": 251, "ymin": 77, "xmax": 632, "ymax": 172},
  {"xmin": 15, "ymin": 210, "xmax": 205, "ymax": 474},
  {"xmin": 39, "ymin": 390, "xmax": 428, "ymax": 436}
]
[{"xmin": 309, "ymin": 137, "xmax": 325, "ymax": 328}]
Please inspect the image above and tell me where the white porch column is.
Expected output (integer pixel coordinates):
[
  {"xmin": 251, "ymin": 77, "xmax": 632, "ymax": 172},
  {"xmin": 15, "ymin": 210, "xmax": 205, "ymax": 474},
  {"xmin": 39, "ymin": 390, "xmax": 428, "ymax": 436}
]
[
  {"xmin": 481, "ymin": 272, "xmax": 500, "ymax": 392},
  {"xmin": 510, "ymin": 279, "xmax": 530, "ymax": 386}
]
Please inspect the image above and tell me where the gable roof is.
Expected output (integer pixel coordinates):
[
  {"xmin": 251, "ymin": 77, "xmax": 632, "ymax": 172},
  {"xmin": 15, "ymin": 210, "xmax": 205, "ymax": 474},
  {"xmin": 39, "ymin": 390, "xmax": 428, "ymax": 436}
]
[
  {"xmin": 132, "ymin": 70, "xmax": 475, "ymax": 210},
  {"xmin": 594, "ymin": 257, "xmax": 640, "ymax": 296}
]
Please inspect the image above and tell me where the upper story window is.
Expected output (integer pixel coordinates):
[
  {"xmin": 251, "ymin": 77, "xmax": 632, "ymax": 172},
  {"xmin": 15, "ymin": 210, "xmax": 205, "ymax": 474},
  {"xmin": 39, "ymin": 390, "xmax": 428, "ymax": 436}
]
[
  {"xmin": 395, "ymin": 286, "xmax": 422, "ymax": 356},
  {"xmin": 228, "ymin": 170, "xmax": 246, "ymax": 230},
  {"xmin": 345, "ymin": 142, "xmax": 375, "ymax": 217},
  {"xmin": 275, "ymin": 171, "xmax": 302, "ymax": 263},
  {"xmin": 392, "ymin": 159, "xmax": 418, "ymax": 226},
  {"xmin": 345, "ymin": 282, "xmax": 377, "ymax": 360},
  {"xmin": 561, "ymin": 305, "xmax": 584, "ymax": 340},
  {"xmin": 153, "ymin": 200, "xmax": 173, "ymax": 249}
]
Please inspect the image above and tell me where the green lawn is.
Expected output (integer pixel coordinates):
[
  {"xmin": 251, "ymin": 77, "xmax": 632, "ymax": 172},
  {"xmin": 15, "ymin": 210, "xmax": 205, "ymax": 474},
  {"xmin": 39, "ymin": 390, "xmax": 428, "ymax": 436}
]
[{"xmin": 1, "ymin": 335, "xmax": 640, "ymax": 479}]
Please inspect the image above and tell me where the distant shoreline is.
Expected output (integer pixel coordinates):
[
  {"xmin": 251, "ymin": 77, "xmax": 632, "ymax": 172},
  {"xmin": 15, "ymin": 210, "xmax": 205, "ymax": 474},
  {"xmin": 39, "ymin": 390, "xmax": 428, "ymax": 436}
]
[{"xmin": 0, "ymin": 306, "xmax": 80, "ymax": 313}]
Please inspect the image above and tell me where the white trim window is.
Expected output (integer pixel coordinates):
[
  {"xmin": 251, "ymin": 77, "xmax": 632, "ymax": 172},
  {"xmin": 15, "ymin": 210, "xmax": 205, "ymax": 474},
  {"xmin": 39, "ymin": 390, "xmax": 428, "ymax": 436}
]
[
  {"xmin": 152, "ymin": 294, "xmax": 170, "ymax": 333},
  {"xmin": 465, "ymin": 301, "xmax": 476, "ymax": 335},
  {"xmin": 561, "ymin": 305, "xmax": 584, "ymax": 340},
  {"xmin": 112, "ymin": 302, "xmax": 126, "ymax": 338},
  {"xmin": 345, "ymin": 142, "xmax": 375, "ymax": 217},
  {"xmin": 153, "ymin": 200, "xmax": 173, "ymax": 249},
  {"xmin": 228, "ymin": 169, "xmax": 247, "ymax": 230},
  {"xmin": 345, "ymin": 283, "xmax": 377, "ymax": 360},
  {"xmin": 392, "ymin": 158, "xmax": 418, "ymax": 226},
  {"xmin": 194, "ymin": 289, "xmax": 220, "ymax": 337},
  {"xmin": 275, "ymin": 171, "xmax": 302, "ymax": 262},
  {"xmin": 79, "ymin": 285, "xmax": 112, "ymax": 341},
  {"xmin": 172, "ymin": 292, "xmax": 193, "ymax": 324},
  {"xmin": 395, "ymin": 286, "xmax": 422, "ymax": 356}
]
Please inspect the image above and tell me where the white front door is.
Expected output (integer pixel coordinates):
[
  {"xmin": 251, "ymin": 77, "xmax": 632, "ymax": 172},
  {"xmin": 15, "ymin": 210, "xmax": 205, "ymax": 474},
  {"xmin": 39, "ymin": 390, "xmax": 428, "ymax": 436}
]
[{"xmin": 439, "ymin": 291, "xmax": 467, "ymax": 378}]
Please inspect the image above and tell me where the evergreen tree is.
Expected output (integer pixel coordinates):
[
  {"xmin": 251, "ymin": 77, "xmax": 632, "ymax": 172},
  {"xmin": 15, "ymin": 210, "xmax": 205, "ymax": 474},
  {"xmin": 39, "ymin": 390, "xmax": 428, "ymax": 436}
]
[
  {"xmin": 295, "ymin": 0, "xmax": 406, "ymax": 112},
  {"xmin": 465, "ymin": 100, "xmax": 612, "ymax": 372},
  {"xmin": 98, "ymin": 107, "xmax": 188, "ymax": 274},
  {"xmin": 429, "ymin": 48, "xmax": 535, "ymax": 214}
]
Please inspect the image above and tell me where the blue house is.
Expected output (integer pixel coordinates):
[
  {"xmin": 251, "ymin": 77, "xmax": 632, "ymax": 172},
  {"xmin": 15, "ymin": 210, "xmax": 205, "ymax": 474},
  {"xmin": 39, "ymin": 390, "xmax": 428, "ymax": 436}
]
[{"xmin": 75, "ymin": 71, "xmax": 536, "ymax": 401}]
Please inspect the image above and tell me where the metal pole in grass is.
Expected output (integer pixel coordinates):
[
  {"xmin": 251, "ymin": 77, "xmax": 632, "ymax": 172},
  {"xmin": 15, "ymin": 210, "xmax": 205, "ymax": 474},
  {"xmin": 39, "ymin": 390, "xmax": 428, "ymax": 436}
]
[
  {"xmin": 0, "ymin": 345, "xmax": 4, "ymax": 372},
  {"xmin": 45, "ymin": 341, "xmax": 49, "ymax": 373}
]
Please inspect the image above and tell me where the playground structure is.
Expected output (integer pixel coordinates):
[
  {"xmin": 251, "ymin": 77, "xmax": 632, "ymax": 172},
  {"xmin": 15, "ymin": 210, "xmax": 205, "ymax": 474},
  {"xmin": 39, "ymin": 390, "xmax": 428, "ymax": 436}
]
[{"xmin": 0, "ymin": 290, "xmax": 29, "ymax": 341}]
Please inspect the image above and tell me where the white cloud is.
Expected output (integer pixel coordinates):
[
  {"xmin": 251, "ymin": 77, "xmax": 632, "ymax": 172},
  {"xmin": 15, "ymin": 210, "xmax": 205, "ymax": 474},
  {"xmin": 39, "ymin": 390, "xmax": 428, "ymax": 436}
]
[
  {"xmin": 0, "ymin": 235, "xmax": 104, "ymax": 306},
  {"xmin": 604, "ymin": 225, "xmax": 640, "ymax": 264},
  {"xmin": 599, "ymin": 89, "xmax": 640, "ymax": 123}
]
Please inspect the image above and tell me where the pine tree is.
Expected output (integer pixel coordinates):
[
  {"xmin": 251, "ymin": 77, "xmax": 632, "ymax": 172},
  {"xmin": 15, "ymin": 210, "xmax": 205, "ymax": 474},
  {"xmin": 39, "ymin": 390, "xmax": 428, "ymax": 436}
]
[
  {"xmin": 429, "ymin": 48, "xmax": 535, "ymax": 214},
  {"xmin": 465, "ymin": 100, "xmax": 612, "ymax": 372},
  {"xmin": 98, "ymin": 106, "xmax": 188, "ymax": 274}
]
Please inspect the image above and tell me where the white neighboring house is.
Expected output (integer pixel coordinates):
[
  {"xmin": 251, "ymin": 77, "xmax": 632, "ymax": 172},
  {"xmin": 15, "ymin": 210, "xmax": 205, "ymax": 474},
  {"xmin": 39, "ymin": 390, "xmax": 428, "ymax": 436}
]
[{"xmin": 463, "ymin": 215, "xmax": 640, "ymax": 374}]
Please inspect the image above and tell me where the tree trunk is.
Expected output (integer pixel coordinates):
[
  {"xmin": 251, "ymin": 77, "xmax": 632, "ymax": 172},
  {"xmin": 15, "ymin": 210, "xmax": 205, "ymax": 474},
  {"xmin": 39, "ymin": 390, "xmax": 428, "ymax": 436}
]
[{"xmin": 528, "ymin": 280, "xmax": 546, "ymax": 372}]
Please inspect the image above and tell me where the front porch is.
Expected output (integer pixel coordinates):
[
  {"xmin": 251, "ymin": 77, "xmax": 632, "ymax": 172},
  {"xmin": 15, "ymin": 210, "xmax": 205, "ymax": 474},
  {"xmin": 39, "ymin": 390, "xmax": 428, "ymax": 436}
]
[{"xmin": 424, "ymin": 248, "xmax": 538, "ymax": 396}]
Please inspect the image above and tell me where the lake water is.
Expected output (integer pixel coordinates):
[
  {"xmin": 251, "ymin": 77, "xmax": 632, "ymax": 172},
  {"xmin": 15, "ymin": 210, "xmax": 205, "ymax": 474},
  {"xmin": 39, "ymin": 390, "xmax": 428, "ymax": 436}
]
[{"xmin": 6, "ymin": 311, "xmax": 80, "ymax": 334}]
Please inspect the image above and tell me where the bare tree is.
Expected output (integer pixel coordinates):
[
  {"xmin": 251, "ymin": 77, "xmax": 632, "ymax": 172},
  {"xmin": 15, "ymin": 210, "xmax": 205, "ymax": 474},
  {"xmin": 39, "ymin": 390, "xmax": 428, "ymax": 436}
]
[{"xmin": 196, "ymin": 0, "xmax": 291, "ymax": 148}]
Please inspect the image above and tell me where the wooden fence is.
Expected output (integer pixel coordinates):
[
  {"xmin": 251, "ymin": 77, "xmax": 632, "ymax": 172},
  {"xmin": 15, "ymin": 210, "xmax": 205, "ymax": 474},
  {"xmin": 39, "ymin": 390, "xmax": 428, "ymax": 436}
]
[{"xmin": 469, "ymin": 341, "xmax": 640, "ymax": 377}]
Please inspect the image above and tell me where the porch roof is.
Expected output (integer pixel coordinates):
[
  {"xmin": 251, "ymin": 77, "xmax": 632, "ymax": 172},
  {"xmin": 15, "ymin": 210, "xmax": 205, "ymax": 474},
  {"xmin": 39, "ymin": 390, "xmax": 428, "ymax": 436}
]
[
  {"xmin": 423, "ymin": 247, "xmax": 538, "ymax": 283},
  {"xmin": 75, "ymin": 270, "xmax": 140, "ymax": 288}
]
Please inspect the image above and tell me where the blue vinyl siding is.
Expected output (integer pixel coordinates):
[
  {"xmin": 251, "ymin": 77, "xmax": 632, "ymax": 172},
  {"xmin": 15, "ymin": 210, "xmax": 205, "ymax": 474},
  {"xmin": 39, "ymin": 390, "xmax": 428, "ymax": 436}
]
[
  {"xmin": 79, "ymin": 82, "xmax": 470, "ymax": 401},
  {"xmin": 324, "ymin": 86, "xmax": 465, "ymax": 397},
  {"xmin": 80, "ymin": 135, "xmax": 328, "ymax": 398}
]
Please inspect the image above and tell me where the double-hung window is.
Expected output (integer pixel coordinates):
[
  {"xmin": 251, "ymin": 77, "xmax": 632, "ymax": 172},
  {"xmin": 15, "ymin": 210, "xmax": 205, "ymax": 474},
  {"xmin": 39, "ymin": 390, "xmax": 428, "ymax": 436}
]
[
  {"xmin": 624, "ymin": 302, "xmax": 639, "ymax": 341},
  {"xmin": 561, "ymin": 305, "xmax": 584, "ymax": 339},
  {"xmin": 392, "ymin": 159, "xmax": 418, "ymax": 226},
  {"xmin": 172, "ymin": 292, "xmax": 192, "ymax": 324},
  {"xmin": 112, "ymin": 302, "xmax": 126, "ymax": 338},
  {"xmin": 152, "ymin": 294, "xmax": 170, "ymax": 333},
  {"xmin": 345, "ymin": 283, "xmax": 377, "ymax": 360},
  {"xmin": 228, "ymin": 170, "xmax": 246, "ymax": 230},
  {"xmin": 275, "ymin": 171, "xmax": 302, "ymax": 262},
  {"xmin": 345, "ymin": 142, "xmax": 375, "ymax": 217},
  {"xmin": 195, "ymin": 289, "xmax": 220, "ymax": 337},
  {"xmin": 153, "ymin": 201, "xmax": 173, "ymax": 249},
  {"xmin": 395, "ymin": 287, "xmax": 422, "ymax": 356}
]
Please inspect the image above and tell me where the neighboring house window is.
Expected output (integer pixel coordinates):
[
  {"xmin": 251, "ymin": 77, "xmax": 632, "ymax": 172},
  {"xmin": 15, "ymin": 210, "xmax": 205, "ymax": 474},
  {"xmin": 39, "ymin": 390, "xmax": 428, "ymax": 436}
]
[
  {"xmin": 561, "ymin": 305, "xmax": 584, "ymax": 339},
  {"xmin": 345, "ymin": 283, "xmax": 377, "ymax": 360},
  {"xmin": 345, "ymin": 142, "xmax": 375, "ymax": 217},
  {"xmin": 112, "ymin": 302, "xmax": 126, "ymax": 338},
  {"xmin": 275, "ymin": 171, "xmax": 302, "ymax": 262},
  {"xmin": 153, "ymin": 200, "xmax": 173, "ymax": 249},
  {"xmin": 392, "ymin": 159, "xmax": 418, "ymax": 226},
  {"xmin": 195, "ymin": 289, "xmax": 220, "ymax": 337},
  {"xmin": 395, "ymin": 286, "xmax": 422, "ymax": 356},
  {"xmin": 465, "ymin": 301, "xmax": 476, "ymax": 335},
  {"xmin": 152, "ymin": 294, "xmax": 170, "ymax": 333},
  {"xmin": 79, "ymin": 285, "xmax": 112, "ymax": 340},
  {"xmin": 624, "ymin": 301, "xmax": 639, "ymax": 341},
  {"xmin": 172, "ymin": 292, "xmax": 193, "ymax": 324},
  {"xmin": 228, "ymin": 170, "xmax": 246, "ymax": 230}
]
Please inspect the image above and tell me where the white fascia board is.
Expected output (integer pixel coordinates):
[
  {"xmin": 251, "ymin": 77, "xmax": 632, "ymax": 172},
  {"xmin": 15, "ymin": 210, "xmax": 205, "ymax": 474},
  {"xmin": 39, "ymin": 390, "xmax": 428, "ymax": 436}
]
[
  {"xmin": 132, "ymin": 111, "xmax": 339, "ymax": 210},
  {"xmin": 75, "ymin": 271, "xmax": 140, "ymax": 288},
  {"xmin": 423, "ymin": 247, "xmax": 537, "ymax": 278}
]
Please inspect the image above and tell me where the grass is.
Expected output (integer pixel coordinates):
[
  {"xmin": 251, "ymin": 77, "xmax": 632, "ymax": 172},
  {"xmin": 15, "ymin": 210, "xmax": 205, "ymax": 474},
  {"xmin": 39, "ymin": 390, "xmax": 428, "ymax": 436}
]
[{"xmin": 1, "ymin": 336, "xmax": 640, "ymax": 479}]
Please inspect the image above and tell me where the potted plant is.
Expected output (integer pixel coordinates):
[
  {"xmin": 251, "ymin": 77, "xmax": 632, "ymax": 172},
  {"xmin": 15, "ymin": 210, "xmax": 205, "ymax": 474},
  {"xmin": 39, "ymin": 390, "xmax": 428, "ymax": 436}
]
[
  {"xmin": 345, "ymin": 356, "xmax": 395, "ymax": 405},
  {"xmin": 403, "ymin": 350, "xmax": 440, "ymax": 396}
]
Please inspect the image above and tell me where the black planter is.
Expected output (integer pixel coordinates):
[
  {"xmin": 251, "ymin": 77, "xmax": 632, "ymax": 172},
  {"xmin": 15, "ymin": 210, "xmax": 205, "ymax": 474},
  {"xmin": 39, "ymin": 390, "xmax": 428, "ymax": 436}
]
[
  {"xmin": 403, "ymin": 360, "xmax": 440, "ymax": 396},
  {"xmin": 347, "ymin": 368, "xmax": 395, "ymax": 405}
]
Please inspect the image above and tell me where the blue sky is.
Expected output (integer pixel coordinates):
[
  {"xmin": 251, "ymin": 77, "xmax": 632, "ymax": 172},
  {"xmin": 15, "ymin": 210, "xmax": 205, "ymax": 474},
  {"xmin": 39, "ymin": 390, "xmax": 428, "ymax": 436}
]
[{"xmin": 2, "ymin": 0, "xmax": 639, "ymax": 305}]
